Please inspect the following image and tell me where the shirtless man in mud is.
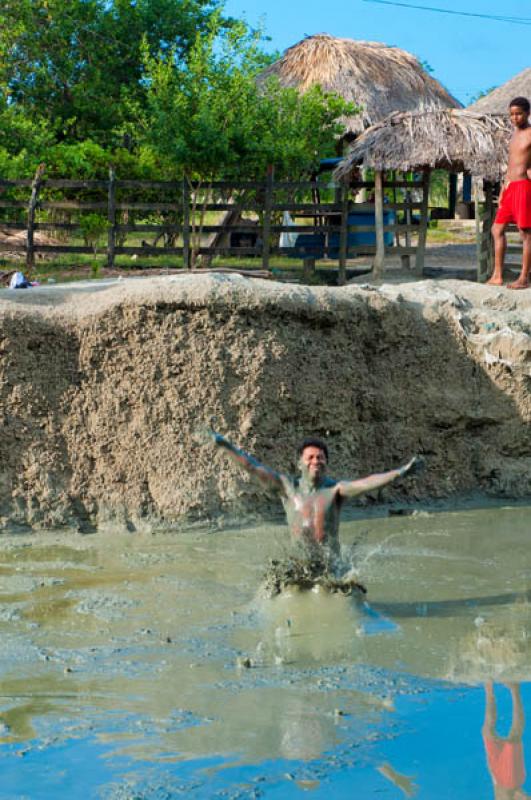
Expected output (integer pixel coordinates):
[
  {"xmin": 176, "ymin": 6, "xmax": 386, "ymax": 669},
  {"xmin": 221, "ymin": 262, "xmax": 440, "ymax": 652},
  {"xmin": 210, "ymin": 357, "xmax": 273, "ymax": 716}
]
[
  {"xmin": 489, "ymin": 97, "xmax": 531, "ymax": 290},
  {"xmin": 203, "ymin": 431, "xmax": 421, "ymax": 556}
]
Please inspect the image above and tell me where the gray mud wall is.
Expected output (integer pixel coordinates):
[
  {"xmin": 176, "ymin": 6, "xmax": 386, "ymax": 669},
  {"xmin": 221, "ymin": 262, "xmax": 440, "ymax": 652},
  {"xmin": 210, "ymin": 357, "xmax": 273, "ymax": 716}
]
[{"xmin": 0, "ymin": 275, "xmax": 529, "ymax": 531}]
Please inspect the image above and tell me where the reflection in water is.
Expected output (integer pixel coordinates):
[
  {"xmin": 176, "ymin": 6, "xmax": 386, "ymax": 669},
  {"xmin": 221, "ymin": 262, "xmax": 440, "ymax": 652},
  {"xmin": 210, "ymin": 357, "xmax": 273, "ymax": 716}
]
[
  {"xmin": 0, "ymin": 507, "xmax": 529, "ymax": 798},
  {"xmin": 257, "ymin": 587, "xmax": 367, "ymax": 665},
  {"xmin": 483, "ymin": 682, "xmax": 530, "ymax": 800},
  {"xmin": 448, "ymin": 614, "xmax": 531, "ymax": 686},
  {"xmin": 279, "ymin": 697, "xmax": 331, "ymax": 761},
  {"xmin": 377, "ymin": 762, "xmax": 418, "ymax": 797}
]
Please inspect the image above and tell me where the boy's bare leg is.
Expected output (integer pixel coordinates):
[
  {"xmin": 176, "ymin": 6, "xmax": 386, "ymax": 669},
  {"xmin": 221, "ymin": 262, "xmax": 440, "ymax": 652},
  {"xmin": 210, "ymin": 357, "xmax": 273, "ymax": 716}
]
[
  {"xmin": 483, "ymin": 680, "xmax": 497, "ymax": 738},
  {"xmin": 505, "ymin": 682, "xmax": 525, "ymax": 740},
  {"xmin": 508, "ymin": 229, "xmax": 531, "ymax": 289},
  {"xmin": 488, "ymin": 223, "xmax": 507, "ymax": 285}
]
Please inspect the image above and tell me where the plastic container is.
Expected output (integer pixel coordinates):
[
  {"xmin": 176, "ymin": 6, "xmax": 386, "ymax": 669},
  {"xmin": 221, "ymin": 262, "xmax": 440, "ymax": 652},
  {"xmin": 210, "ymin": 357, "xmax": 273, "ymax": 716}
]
[
  {"xmin": 288, "ymin": 233, "xmax": 325, "ymax": 260},
  {"xmin": 328, "ymin": 209, "xmax": 395, "ymax": 257}
]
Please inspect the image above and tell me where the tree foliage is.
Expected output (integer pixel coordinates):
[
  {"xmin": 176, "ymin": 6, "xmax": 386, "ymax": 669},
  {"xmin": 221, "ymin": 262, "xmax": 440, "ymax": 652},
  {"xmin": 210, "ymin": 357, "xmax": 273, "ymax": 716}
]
[
  {"xmin": 0, "ymin": 0, "xmax": 226, "ymax": 144},
  {"xmin": 141, "ymin": 17, "xmax": 354, "ymax": 181},
  {"xmin": 0, "ymin": 4, "xmax": 355, "ymax": 182}
]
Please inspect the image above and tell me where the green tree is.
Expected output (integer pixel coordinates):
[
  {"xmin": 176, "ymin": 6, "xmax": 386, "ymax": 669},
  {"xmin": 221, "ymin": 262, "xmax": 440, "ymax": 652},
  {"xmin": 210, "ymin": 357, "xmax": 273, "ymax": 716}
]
[
  {"xmin": 0, "ymin": 97, "xmax": 54, "ymax": 176},
  {"xmin": 142, "ymin": 16, "xmax": 353, "ymax": 181},
  {"xmin": 0, "ymin": 0, "xmax": 227, "ymax": 146},
  {"xmin": 140, "ymin": 17, "xmax": 354, "ymax": 264}
]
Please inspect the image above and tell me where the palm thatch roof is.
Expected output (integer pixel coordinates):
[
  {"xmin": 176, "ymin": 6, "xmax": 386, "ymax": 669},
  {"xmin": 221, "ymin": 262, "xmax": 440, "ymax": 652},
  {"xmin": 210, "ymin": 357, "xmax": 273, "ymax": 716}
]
[
  {"xmin": 259, "ymin": 33, "xmax": 461, "ymax": 134},
  {"xmin": 334, "ymin": 109, "xmax": 511, "ymax": 182},
  {"xmin": 467, "ymin": 68, "xmax": 531, "ymax": 115}
]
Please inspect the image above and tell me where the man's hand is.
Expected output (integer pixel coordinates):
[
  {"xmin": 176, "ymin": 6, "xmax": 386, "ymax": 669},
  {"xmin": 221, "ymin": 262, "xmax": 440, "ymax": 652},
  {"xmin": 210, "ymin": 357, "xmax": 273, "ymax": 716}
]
[
  {"xmin": 193, "ymin": 427, "xmax": 224, "ymax": 447},
  {"xmin": 192, "ymin": 428, "xmax": 286, "ymax": 492},
  {"xmin": 398, "ymin": 456, "xmax": 425, "ymax": 478}
]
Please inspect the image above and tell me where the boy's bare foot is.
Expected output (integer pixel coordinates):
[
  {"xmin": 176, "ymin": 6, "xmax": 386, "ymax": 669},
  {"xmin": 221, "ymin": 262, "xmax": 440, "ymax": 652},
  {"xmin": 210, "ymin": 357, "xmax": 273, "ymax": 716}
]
[
  {"xmin": 486, "ymin": 276, "xmax": 504, "ymax": 286},
  {"xmin": 507, "ymin": 278, "xmax": 529, "ymax": 289}
]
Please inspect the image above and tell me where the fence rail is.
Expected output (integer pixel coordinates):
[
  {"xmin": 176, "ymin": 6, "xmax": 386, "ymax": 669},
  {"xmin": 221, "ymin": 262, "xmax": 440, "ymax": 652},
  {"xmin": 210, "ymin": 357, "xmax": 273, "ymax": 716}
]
[{"xmin": 0, "ymin": 166, "xmax": 430, "ymax": 282}]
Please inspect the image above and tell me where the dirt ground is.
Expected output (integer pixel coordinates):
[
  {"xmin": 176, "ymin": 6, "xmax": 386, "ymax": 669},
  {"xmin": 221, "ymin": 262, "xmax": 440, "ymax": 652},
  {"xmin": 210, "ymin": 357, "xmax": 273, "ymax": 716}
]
[{"xmin": 0, "ymin": 273, "xmax": 529, "ymax": 531}]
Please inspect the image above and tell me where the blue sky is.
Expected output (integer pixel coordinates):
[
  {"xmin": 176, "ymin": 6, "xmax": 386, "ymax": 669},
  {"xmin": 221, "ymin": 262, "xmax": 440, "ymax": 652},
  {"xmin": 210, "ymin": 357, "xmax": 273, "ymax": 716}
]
[{"xmin": 223, "ymin": 0, "xmax": 531, "ymax": 106}]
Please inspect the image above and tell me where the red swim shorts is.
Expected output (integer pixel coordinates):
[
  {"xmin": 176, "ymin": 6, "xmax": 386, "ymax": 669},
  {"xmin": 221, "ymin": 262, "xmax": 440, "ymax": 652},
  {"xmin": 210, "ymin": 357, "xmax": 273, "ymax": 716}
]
[
  {"xmin": 484, "ymin": 736, "xmax": 525, "ymax": 790},
  {"xmin": 494, "ymin": 179, "xmax": 531, "ymax": 228}
]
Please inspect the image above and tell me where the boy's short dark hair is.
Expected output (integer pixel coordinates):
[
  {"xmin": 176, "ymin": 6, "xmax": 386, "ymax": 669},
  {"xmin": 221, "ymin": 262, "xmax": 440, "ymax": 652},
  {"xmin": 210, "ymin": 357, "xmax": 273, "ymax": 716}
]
[
  {"xmin": 297, "ymin": 437, "xmax": 329, "ymax": 461},
  {"xmin": 509, "ymin": 96, "xmax": 530, "ymax": 113}
]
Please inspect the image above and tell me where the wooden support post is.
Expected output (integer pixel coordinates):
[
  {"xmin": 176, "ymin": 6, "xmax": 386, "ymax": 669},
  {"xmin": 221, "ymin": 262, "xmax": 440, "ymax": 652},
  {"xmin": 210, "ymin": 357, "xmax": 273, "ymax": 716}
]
[
  {"xmin": 390, "ymin": 171, "xmax": 398, "ymax": 244},
  {"xmin": 448, "ymin": 172, "xmax": 458, "ymax": 218},
  {"xmin": 475, "ymin": 181, "xmax": 494, "ymax": 282},
  {"xmin": 107, "ymin": 167, "xmax": 116, "ymax": 268},
  {"xmin": 401, "ymin": 187, "xmax": 412, "ymax": 270},
  {"xmin": 262, "ymin": 164, "xmax": 274, "ymax": 271},
  {"xmin": 26, "ymin": 163, "xmax": 45, "ymax": 271},
  {"xmin": 338, "ymin": 185, "xmax": 349, "ymax": 285},
  {"xmin": 484, "ymin": 181, "xmax": 494, "ymax": 279},
  {"xmin": 360, "ymin": 168, "xmax": 369, "ymax": 202},
  {"xmin": 182, "ymin": 178, "xmax": 191, "ymax": 270},
  {"xmin": 303, "ymin": 258, "xmax": 316, "ymax": 282},
  {"xmin": 373, "ymin": 170, "xmax": 385, "ymax": 280},
  {"xmin": 474, "ymin": 179, "xmax": 483, "ymax": 281},
  {"xmin": 414, "ymin": 168, "xmax": 431, "ymax": 277}
]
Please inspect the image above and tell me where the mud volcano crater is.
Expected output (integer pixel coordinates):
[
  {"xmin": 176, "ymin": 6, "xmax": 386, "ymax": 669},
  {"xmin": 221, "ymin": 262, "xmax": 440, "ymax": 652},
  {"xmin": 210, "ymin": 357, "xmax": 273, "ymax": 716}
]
[{"xmin": 0, "ymin": 275, "xmax": 529, "ymax": 531}]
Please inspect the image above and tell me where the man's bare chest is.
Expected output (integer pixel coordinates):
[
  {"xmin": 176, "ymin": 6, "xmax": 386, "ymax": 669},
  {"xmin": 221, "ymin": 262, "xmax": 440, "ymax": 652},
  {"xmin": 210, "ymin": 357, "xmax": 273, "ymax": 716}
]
[{"xmin": 286, "ymin": 488, "xmax": 339, "ymax": 518}]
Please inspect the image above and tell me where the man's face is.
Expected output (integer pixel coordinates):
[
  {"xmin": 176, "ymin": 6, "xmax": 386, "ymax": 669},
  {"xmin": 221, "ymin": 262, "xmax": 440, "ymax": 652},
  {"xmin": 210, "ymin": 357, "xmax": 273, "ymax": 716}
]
[
  {"xmin": 509, "ymin": 105, "xmax": 529, "ymax": 129},
  {"xmin": 299, "ymin": 446, "xmax": 327, "ymax": 483}
]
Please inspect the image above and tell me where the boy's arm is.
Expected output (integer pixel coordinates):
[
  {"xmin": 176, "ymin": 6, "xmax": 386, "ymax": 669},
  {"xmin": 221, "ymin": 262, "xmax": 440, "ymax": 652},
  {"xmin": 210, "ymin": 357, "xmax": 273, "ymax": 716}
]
[
  {"xmin": 338, "ymin": 456, "xmax": 422, "ymax": 499},
  {"xmin": 202, "ymin": 429, "xmax": 287, "ymax": 493}
]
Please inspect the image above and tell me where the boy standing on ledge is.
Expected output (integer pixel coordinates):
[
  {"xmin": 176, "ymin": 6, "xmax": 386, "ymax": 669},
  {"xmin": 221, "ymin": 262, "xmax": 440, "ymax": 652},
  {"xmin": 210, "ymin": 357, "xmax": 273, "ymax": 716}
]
[
  {"xmin": 489, "ymin": 96, "xmax": 531, "ymax": 290},
  {"xmin": 201, "ymin": 431, "xmax": 421, "ymax": 557}
]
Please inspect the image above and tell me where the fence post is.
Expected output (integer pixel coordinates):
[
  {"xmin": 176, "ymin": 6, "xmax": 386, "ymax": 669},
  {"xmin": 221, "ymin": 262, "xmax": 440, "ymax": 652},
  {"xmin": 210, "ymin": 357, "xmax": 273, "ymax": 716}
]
[
  {"xmin": 338, "ymin": 185, "xmax": 349, "ymax": 286},
  {"xmin": 484, "ymin": 181, "xmax": 494, "ymax": 279},
  {"xmin": 414, "ymin": 168, "xmax": 431, "ymax": 277},
  {"xmin": 373, "ymin": 170, "xmax": 385, "ymax": 280},
  {"xmin": 107, "ymin": 166, "xmax": 116, "ymax": 268},
  {"xmin": 401, "ymin": 187, "xmax": 412, "ymax": 270},
  {"xmin": 474, "ymin": 179, "xmax": 491, "ymax": 282},
  {"xmin": 474, "ymin": 181, "xmax": 494, "ymax": 282},
  {"xmin": 262, "ymin": 164, "xmax": 274, "ymax": 271},
  {"xmin": 26, "ymin": 163, "xmax": 45, "ymax": 271},
  {"xmin": 182, "ymin": 178, "xmax": 191, "ymax": 270}
]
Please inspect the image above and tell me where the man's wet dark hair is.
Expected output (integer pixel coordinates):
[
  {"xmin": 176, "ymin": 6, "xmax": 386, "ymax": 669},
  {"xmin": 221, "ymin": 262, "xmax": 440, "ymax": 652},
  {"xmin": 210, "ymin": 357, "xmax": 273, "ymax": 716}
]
[
  {"xmin": 509, "ymin": 96, "xmax": 530, "ymax": 113},
  {"xmin": 297, "ymin": 437, "xmax": 329, "ymax": 461}
]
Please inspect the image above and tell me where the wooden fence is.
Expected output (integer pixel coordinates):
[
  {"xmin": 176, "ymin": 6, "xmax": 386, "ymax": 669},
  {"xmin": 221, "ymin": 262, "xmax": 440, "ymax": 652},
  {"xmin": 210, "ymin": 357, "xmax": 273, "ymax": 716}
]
[{"xmin": 0, "ymin": 166, "xmax": 430, "ymax": 283}]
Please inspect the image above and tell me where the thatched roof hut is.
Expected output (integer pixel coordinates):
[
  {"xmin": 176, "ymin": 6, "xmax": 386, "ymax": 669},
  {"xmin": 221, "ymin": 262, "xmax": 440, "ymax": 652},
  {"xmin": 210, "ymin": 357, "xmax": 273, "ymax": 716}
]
[
  {"xmin": 467, "ymin": 68, "xmax": 531, "ymax": 115},
  {"xmin": 259, "ymin": 33, "xmax": 461, "ymax": 135},
  {"xmin": 334, "ymin": 109, "xmax": 511, "ymax": 182}
]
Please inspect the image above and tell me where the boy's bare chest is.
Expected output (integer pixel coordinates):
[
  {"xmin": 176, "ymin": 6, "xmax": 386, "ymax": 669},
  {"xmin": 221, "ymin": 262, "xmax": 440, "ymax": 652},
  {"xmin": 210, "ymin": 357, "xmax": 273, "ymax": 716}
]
[{"xmin": 509, "ymin": 131, "xmax": 531, "ymax": 161}]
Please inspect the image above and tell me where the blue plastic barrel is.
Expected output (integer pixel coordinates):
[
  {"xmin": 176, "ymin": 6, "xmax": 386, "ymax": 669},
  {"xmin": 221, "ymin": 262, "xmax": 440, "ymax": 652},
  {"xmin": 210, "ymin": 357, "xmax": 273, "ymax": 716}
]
[
  {"xmin": 328, "ymin": 210, "xmax": 395, "ymax": 257},
  {"xmin": 288, "ymin": 233, "xmax": 325, "ymax": 260}
]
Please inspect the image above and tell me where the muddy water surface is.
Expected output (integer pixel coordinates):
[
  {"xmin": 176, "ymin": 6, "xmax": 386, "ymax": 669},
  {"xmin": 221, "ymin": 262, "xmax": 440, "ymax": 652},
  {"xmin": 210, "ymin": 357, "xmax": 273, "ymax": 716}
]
[{"xmin": 0, "ymin": 505, "xmax": 530, "ymax": 798}]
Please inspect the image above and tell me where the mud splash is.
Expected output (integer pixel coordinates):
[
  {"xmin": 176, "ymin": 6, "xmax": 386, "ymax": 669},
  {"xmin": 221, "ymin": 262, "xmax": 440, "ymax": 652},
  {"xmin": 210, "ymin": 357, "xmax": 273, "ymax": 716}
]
[{"xmin": 260, "ymin": 553, "xmax": 367, "ymax": 598}]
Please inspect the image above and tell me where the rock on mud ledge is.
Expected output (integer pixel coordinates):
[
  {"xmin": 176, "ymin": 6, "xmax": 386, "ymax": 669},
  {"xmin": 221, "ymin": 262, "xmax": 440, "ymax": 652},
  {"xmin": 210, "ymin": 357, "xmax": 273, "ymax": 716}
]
[{"xmin": 0, "ymin": 275, "xmax": 529, "ymax": 531}]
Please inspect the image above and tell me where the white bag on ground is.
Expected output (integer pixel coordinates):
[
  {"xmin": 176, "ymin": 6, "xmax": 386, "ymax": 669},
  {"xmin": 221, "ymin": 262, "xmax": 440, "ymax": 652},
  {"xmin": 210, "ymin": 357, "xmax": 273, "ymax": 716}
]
[
  {"xmin": 9, "ymin": 271, "xmax": 30, "ymax": 289},
  {"xmin": 279, "ymin": 211, "xmax": 298, "ymax": 249}
]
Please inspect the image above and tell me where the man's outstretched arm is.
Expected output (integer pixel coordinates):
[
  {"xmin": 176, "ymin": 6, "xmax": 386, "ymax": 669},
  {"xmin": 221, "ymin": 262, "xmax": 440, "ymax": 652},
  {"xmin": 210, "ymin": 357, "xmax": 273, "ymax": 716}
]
[
  {"xmin": 338, "ymin": 456, "xmax": 423, "ymax": 499},
  {"xmin": 201, "ymin": 429, "xmax": 287, "ymax": 493}
]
